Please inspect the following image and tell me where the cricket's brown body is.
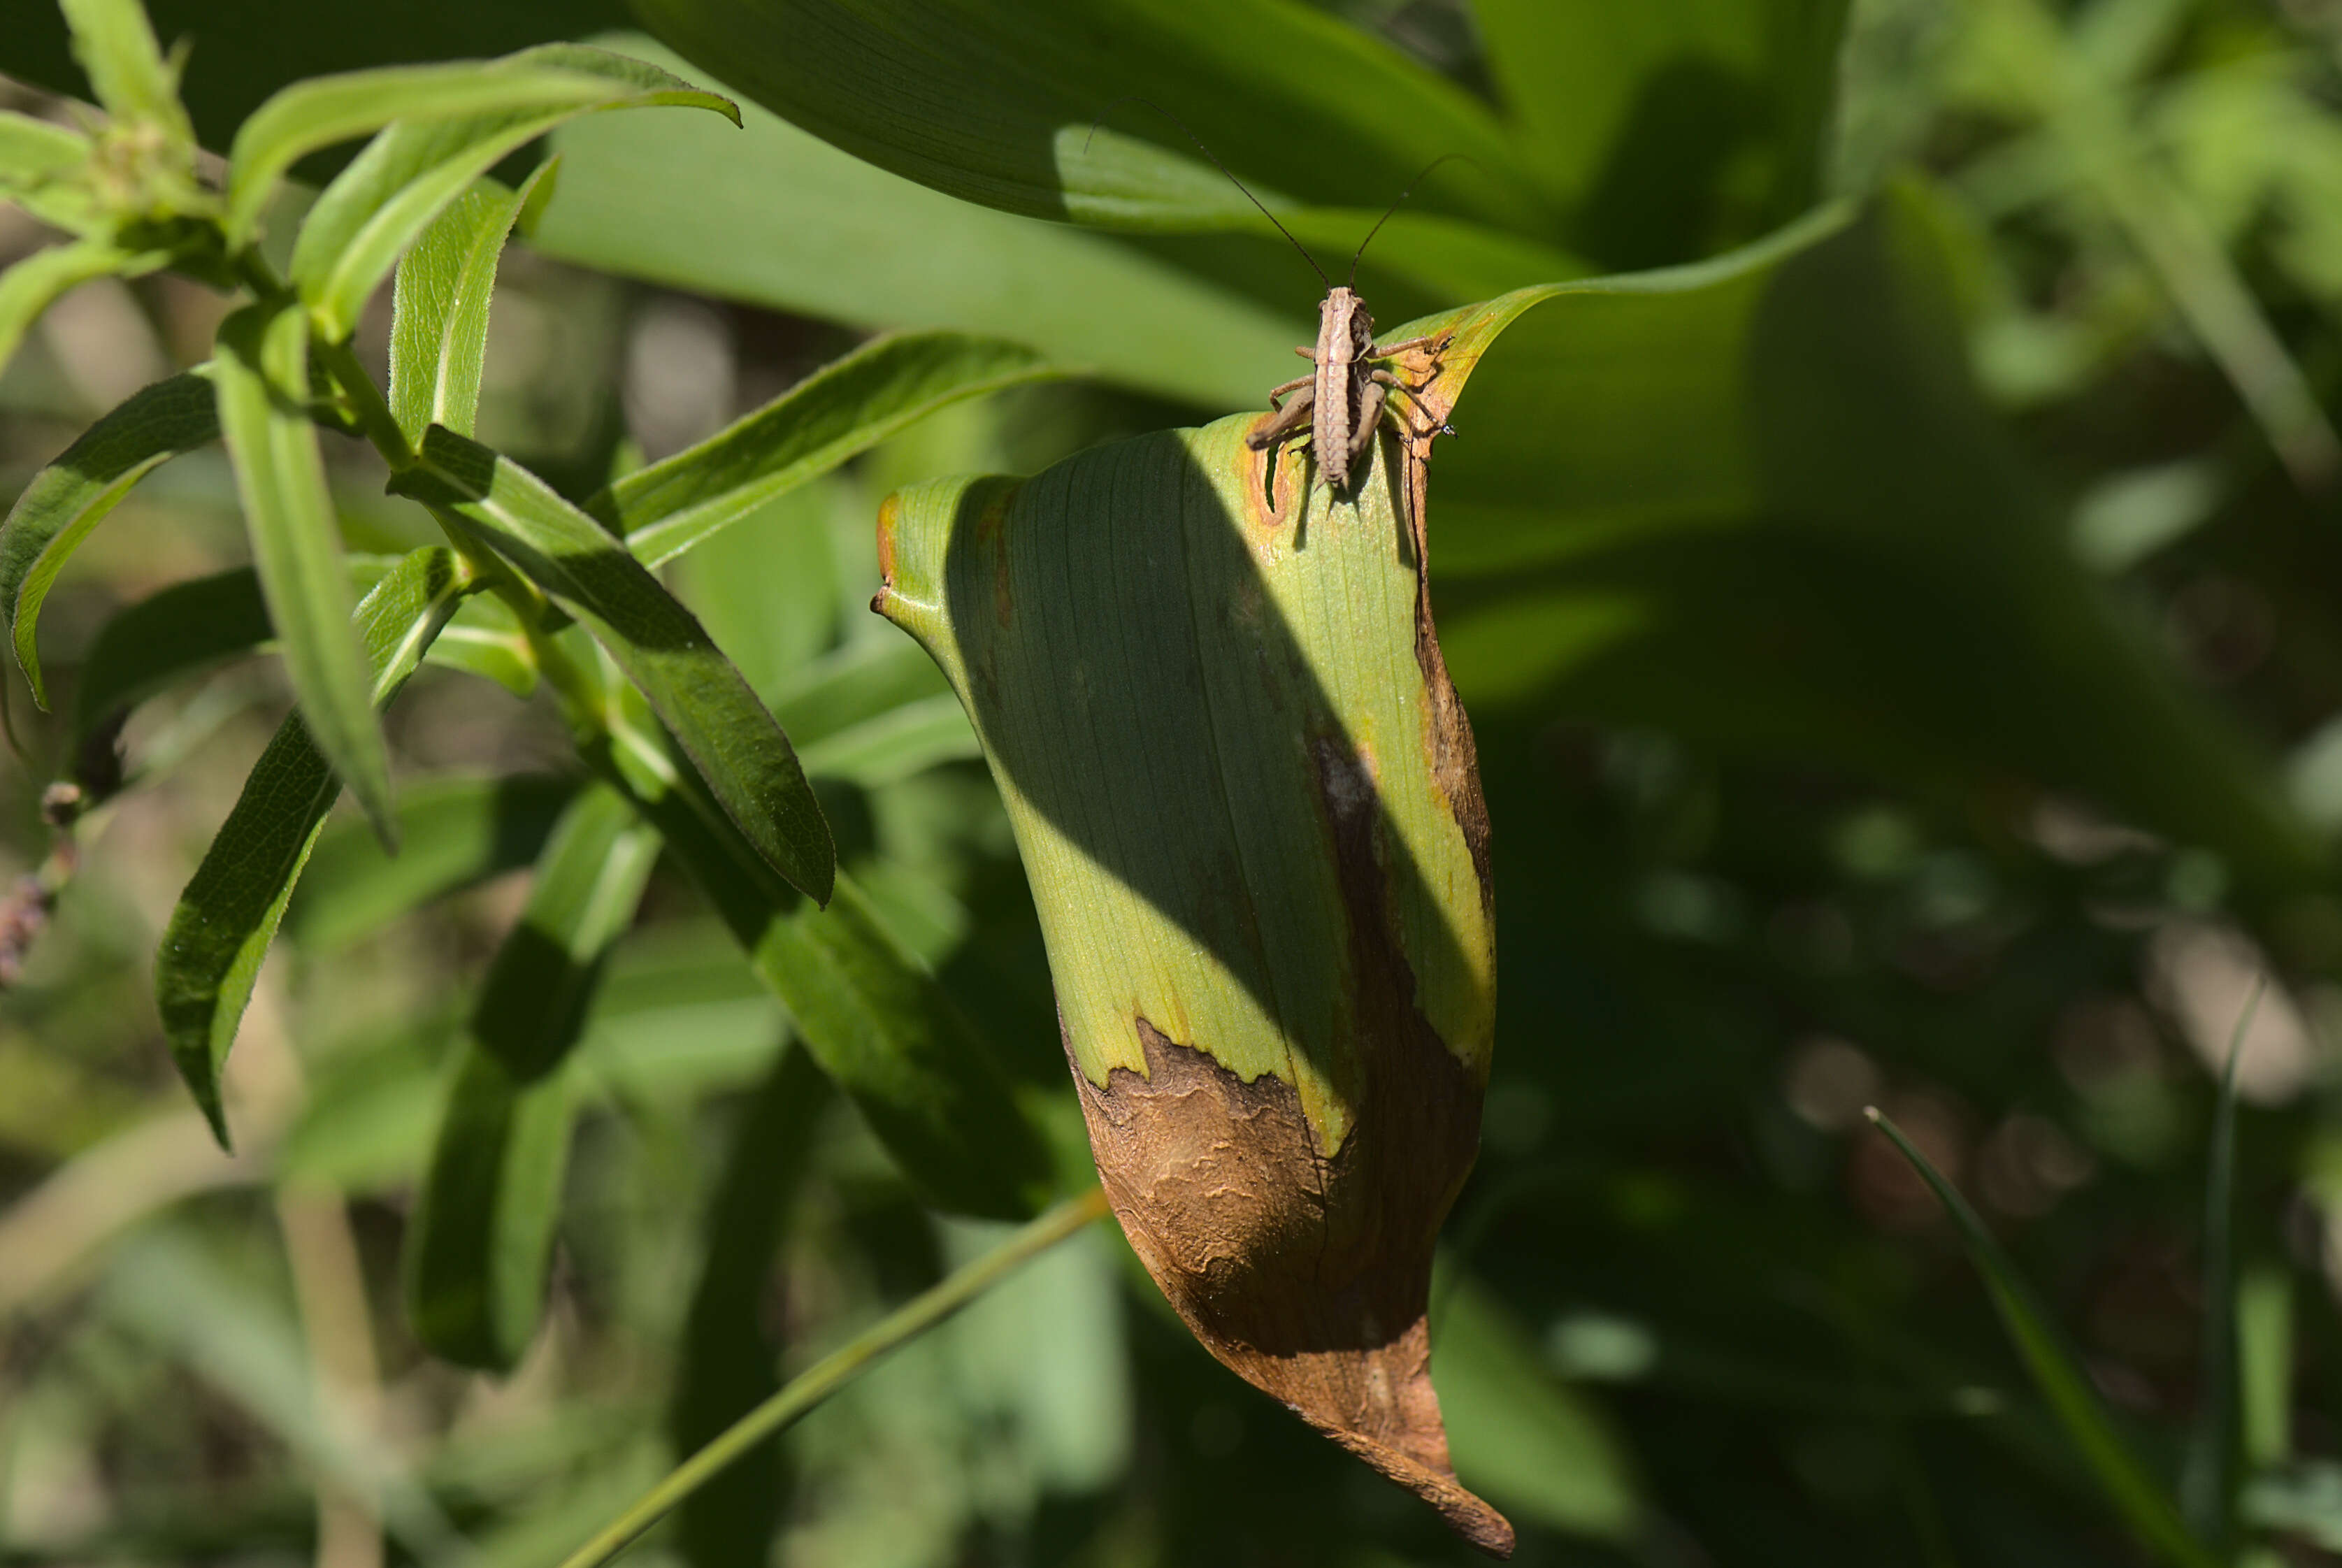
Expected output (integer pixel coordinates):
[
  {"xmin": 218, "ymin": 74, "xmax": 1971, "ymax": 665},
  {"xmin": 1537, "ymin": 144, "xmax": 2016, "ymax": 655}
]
[{"xmin": 1247, "ymin": 285, "xmax": 1448, "ymax": 496}]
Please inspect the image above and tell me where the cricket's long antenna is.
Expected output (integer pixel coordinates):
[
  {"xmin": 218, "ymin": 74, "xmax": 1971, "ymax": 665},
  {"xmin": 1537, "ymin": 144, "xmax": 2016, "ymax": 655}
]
[
  {"xmin": 1349, "ymin": 154, "xmax": 1477, "ymax": 287},
  {"xmin": 1086, "ymin": 95, "xmax": 1330, "ymax": 289}
]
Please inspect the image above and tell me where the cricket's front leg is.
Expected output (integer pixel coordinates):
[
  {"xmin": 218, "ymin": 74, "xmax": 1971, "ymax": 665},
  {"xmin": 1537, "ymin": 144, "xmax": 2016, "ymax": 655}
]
[{"xmin": 1367, "ymin": 330, "xmax": 1451, "ymax": 360}]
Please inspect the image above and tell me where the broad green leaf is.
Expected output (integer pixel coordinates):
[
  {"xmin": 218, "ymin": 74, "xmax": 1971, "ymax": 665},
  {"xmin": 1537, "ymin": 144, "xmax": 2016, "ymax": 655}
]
[
  {"xmin": 0, "ymin": 110, "xmax": 99, "ymax": 233},
  {"xmin": 406, "ymin": 782, "xmax": 658, "ymax": 1370},
  {"xmin": 529, "ymin": 38, "xmax": 1298, "ymax": 408},
  {"xmin": 1434, "ymin": 1277, "xmax": 1644, "ymax": 1541},
  {"xmin": 2, "ymin": 368, "xmax": 219, "ymax": 708},
  {"xmin": 213, "ymin": 298, "xmax": 394, "ymax": 838},
  {"xmin": 0, "ymin": 237, "xmax": 166, "ymax": 377},
  {"xmin": 590, "ymin": 332, "xmax": 1060, "ymax": 568},
  {"xmin": 387, "ymin": 164, "xmax": 553, "ymax": 447},
  {"xmin": 596, "ymin": 712, "xmax": 1050, "ymax": 1221},
  {"xmin": 391, "ymin": 426, "xmax": 834, "ymax": 905},
  {"xmin": 1472, "ymin": 0, "xmax": 1853, "ymax": 268},
  {"xmin": 631, "ymin": 0, "xmax": 1545, "ymax": 234},
  {"xmin": 58, "ymin": 0, "xmax": 191, "ymax": 140},
  {"xmin": 155, "ymin": 547, "xmax": 470, "ymax": 1148},
  {"xmin": 1867, "ymin": 1109, "xmax": 2218, "ymax": 1568},
  {"xmin": 292, "ymin": 772, "xmax": 580, "ymax": 952},
  {"xmin": 288, "ymin": 47, "xmax": 736, "ymax": 340},
  {"xmin": 224, "ymin": 62, "xmax": 612, "ymax": 246},
  {"xmin": 0, "ymin": 0, "xmax": 628, "ymax": 159},
  {"xmin": 671, "ymin": 1041, "xmax": 828, "ymax": 1568},
  {"xmin": 1402, "ymin": 190, "xmax": 2326, "ymax": 895}
]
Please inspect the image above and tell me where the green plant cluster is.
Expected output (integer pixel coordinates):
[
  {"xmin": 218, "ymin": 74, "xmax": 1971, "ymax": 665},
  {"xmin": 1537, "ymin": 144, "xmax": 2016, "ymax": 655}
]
[{"xmin": 1, "ymin": 0, "xmax": 2341, "ymax": 1564}]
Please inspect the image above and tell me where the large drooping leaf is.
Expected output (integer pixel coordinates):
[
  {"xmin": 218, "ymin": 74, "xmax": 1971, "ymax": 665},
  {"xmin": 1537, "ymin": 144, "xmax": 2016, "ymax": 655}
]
[
  {"xmin": 879, "ymin": 410, "xmax": 1504, "ymax": 1546},
  {"xmin": 285, "ymin": 47, "xmax": 736, "ymax": 339},
  {"xmin": 155, "ymin": 547, "xmax": 471, "ymax": 1147},
  {"xmin": 213, "ymin": 297, "xmax": 394, "ymax": 839},
  {"xmin": 527, "ymin": 39, "xmax": 1298, "ymax": 408},
  {"xmin": 629, "ymin": 0, "xmax": 1546, "ymax": 233},
  {"xmin": 387, "ymin": 164, "xmax": 553, "ymax": 446},
  {"xmin": 1406, "ymin": 190, "xmax": 2327, "ymax": 893},
  {"xmin": 1473, "ymin": 0, "xmax": 1854, "ymax": 268},
  {"xmin": 391, "ymin": 427, "xmax": 835, "ymax": 903},
  {"xmin": 405, "ymin": 782, "xmax": 659, "ymax": 1370},
  {"xmin": 589, "ymin": 331, "xmax": 1059, "ymax": 568},
  {"xmin": 1, "ymin": 368, "xmax": 219, "ymax": 708}
]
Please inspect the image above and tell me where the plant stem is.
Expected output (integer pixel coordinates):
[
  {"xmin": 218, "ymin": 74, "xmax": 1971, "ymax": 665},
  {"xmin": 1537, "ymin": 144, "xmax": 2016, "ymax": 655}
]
[
  {"xmin": 316, "ymin": 336, "xmax": 412, "ymax": 469},
  {"xmin": 551, "ymin": 1187, "xmax": 1112, "ymax": 1568}
]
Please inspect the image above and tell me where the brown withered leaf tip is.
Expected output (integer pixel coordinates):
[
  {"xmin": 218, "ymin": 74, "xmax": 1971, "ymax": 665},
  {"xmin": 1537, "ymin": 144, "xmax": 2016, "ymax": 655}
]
[{"xmin": 1061, "ymin": 354, "xmax": 1511, "ymax": 1555}]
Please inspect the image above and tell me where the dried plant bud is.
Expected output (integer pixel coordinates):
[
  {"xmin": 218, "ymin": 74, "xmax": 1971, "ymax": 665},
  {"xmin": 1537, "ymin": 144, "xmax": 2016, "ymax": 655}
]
[{"xmin": 877, "ymin": 387, "xmax": 1508, "ymax": 1553}]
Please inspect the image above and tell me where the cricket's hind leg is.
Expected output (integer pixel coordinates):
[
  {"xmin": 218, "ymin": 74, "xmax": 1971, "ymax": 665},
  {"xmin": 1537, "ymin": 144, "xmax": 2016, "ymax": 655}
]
[{"xmin": 1248, "ymin": 383, "xmax": 1316, "ymax": 519}]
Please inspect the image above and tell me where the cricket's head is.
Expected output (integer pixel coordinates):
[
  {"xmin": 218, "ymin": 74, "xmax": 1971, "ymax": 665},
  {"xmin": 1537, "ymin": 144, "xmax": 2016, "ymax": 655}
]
[{"xmin": 1321, "ymin": 287, "xmax": 1374, "ymax": 359}]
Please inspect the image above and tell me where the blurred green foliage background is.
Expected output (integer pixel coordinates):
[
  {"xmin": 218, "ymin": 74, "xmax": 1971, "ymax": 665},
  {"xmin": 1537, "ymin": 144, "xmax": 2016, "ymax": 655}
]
[{"xmin": 8, "ymin": 0, "xmax": 2342, "ymax": 1563}]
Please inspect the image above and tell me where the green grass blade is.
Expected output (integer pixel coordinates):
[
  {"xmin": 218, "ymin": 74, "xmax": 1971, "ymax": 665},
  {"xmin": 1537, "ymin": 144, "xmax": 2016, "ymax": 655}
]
[
  {"xmin": 1, "ymin": 368, "xmax": 218, "ymax": 708},
  {"xmin": 670, "ymin": 1041, "xmax": 829, "ymax": 1568},
  {"xmin": 1866, "ymin": 1107, "xmax": 2220, "ymax": 1568},
  {"xmin": 2183, "ymin": 979, "xmax": 2265, "ymax": 1545},
  {"xmin": 591, "ymin": 331, "xmax": 1058, "ymax": 568},
  {"xmin": 392, "ymin": 425, "xmax": 834, "ymax": 905},
  {"xmin": 291, "ymin": 772, "xmax": 579, "ymax": 953},
  {"xmin": 292, "ymin": 47, "xmax": 733, "ymax": 341},
  {"xmin": 404, "ymin": 782, "xmax": 658, "ymax": 1369},
  {"xmin": 213, "ymin": 298, "xmax": 395, "ymax": 840},
  {"xmin": 387, "ymin": 164, "xmax": 552, "ymax": 446},
  {"xmin": 57, "ymin": 0, "xmax": 189, "ymax": 137},
  {"xmin": 155, "ymin": 547, "xmax": 470, "ymax": 1147},
  {"xmin": 553, "ymin": 1187, "xmax": 1110, "ymax": 1568}
]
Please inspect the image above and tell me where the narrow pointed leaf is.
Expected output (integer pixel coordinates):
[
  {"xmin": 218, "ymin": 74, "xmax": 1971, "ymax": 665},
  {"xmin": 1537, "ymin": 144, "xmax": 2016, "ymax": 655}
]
[
  {"xmin": 1866, "ymin": 1109, "xmax": 2218, "ymax": 1568},
  {"xmin": 405, "ymin": 782, "xmax": 658, "ymax": 1370},
  {"xmin": 0, "ymin": 110, "xmax": 99, "ymax": 233},
  {"xmin": 289, "ymin": 47, "xmax": 734, "ymax": 340},
  {"xmin": 0, "ymin": 237, "xmax": 164, "ymax": 377},
  {"xmin": 155, "ymin": 547, "xmax": 470, "ymax": 1147},
  {"xmin": 292, "ymin": 773, "xmax": 580, "ymax": 953},
  {"xmin": 387, "ymin": 164, "xmax": 553, "ymax": 447},
  {"xmin": 589, "ymin": 331, "xmax": 1058, "ymax": 568},
  {"xmin": 2, "ymin": 368, "xmax": 219, "ymax": 708},
  {"xmin": 224, "ymin": 63, "xmax": 610, "ymax": 245},
  {"xmin": 391, "ymin": 426, "xmax": 833, "ymax": 905},
  {"xmin": 595, "ymin": 713, "xmax": 1049, "ymax": 1220},
  {"xmin": 57, "ymin": 0, "xmax": 190, "ymax": 138},
  {"xmin": 214, "ymin": 298, "xmax": 394, "ymax": 838},
  {"xmin": 2183, "ymin": 982, "xmax": 2264, "ymax": 1544}
]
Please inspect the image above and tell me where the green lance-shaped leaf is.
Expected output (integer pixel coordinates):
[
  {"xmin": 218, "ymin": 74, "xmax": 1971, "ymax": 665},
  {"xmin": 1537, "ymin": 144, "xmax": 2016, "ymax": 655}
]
[
  {"xmin": 0, "ymin": 236, "xmax": 166, "ymax": 377},
  {"xmin": 588, "ymin": 331, "xmax": 1060, "ymax": 568},
  {"xmin": 390, "ymin": 426, "xmax": 833, "ymax": 905},
  {"xmin": 0, "ymin": 110, "xmax": 100, "ymax": 233},
  {"xmin": 1866, "ymin": 1109, "xmax": 2219, "ymax": 1568},
  {"xmin": 289, "ymin": 47, "xmax": 735, "ymax": 342},
  {"xmin": 598, "ymin": 710, "xmax": 1050, "ymax": 1221},
  {"xmin": 405, "ymin": 782, "xmax": 659, "ymax": 1370},
  {"xmin": 2183, "ymin": 983, "xmax": 2265, "ymax": 1546},
  {"xmin": 155, "ymin": 547, "xmax": 471, "ymax": 1148},
  {"xmin": 57, "ymin": 0, "xmax": 191, "ymax": 141},
  {"xmin": 876, "ymin": 420, "xmax": 1506, "ymax": 1548},
  {"xmin": 214, "ymin": 297, "xmax": 395, "ymax": 839},
  {"xmin": 292, "ymin": 772, "xmax": 580, "ymax": 952},
  {"xmin": 1, "ymin": 368, "xmax": 219, "ymax": 708},
  {"xmin": 387, "ymin": 163, "xmax": 555, "ymax": 447}
]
